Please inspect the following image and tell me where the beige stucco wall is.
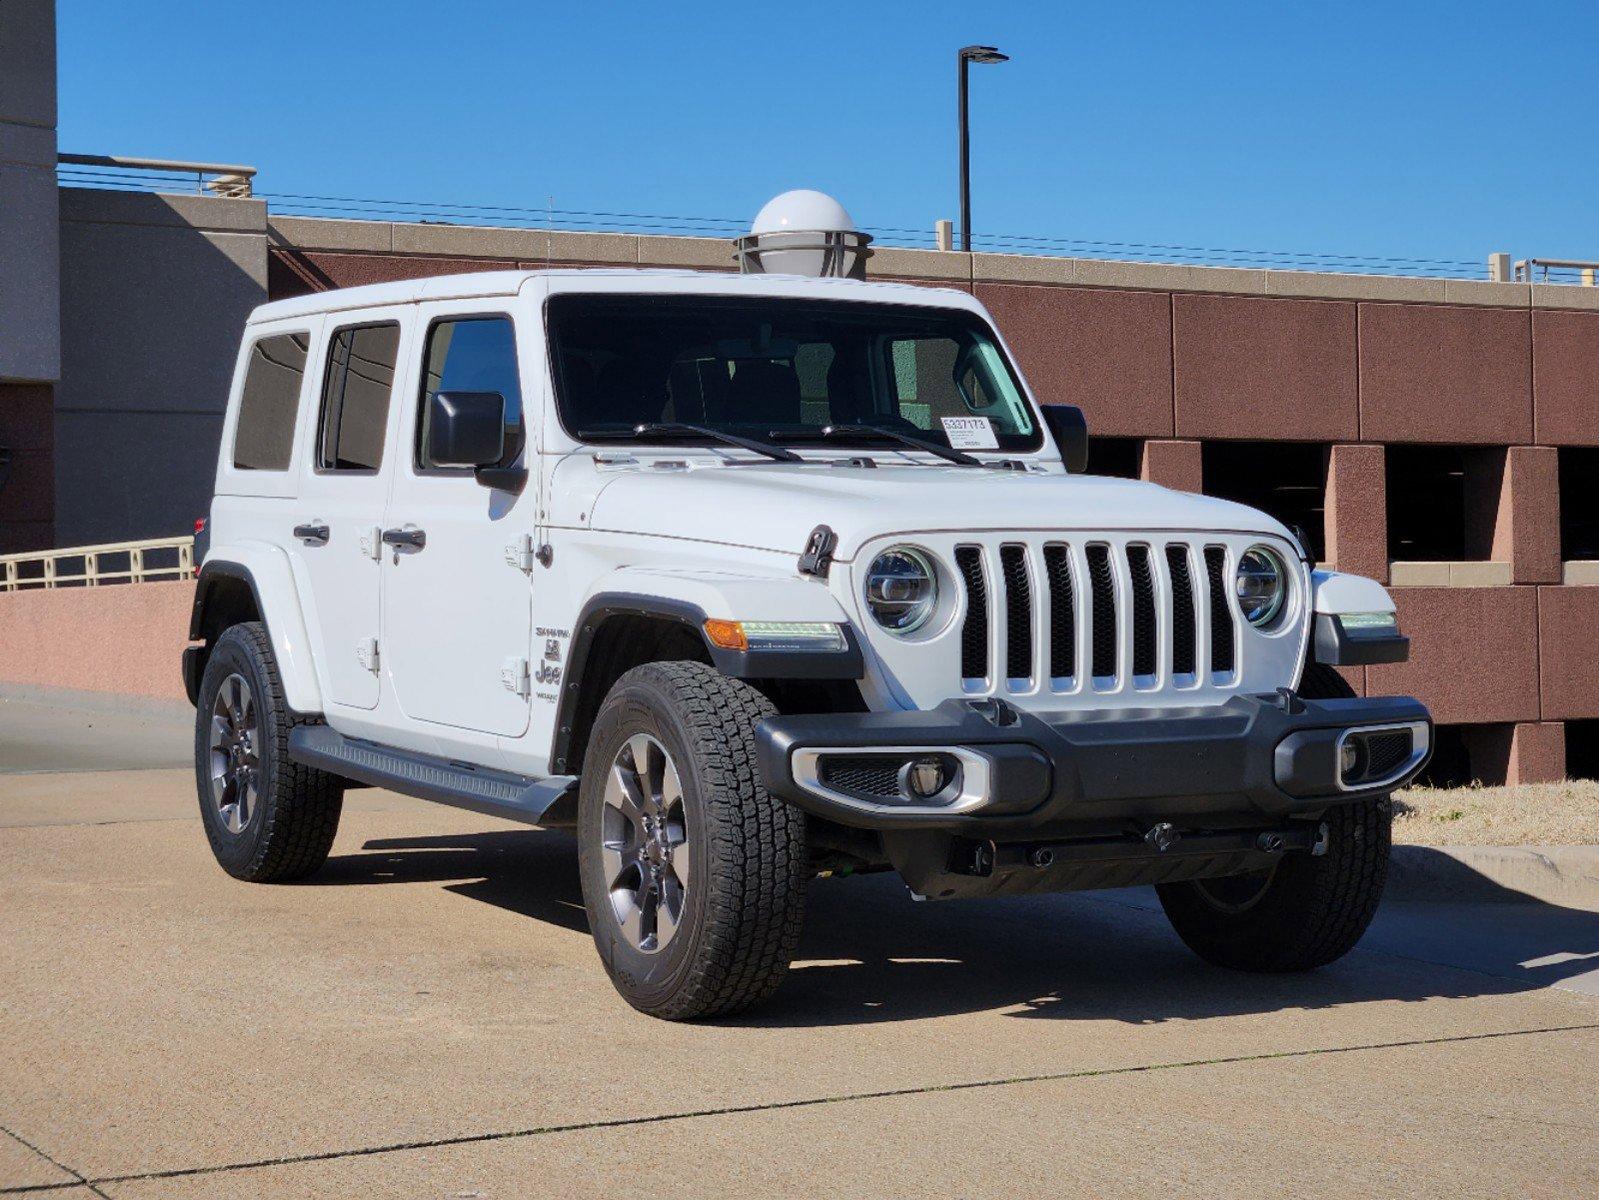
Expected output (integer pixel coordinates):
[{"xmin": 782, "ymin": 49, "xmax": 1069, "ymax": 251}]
[{"xmin": 0, "ymin": 579, "xmax": 192, "ymax": 700}]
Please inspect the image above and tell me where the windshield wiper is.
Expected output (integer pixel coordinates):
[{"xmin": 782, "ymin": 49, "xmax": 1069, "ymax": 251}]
[
  {"xmin": 772, "ymin": 423, "xmax": 983, "ymax": 467},
  {"xmin": 578, "ymin": 422, "xmax": 803, "ymax": 464}
]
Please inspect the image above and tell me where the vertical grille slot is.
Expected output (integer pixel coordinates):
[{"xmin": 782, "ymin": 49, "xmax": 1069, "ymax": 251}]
[
  {"xmin": 1042, "ymin": 544, "xmax": 1076, "ymax": 680},
  {"xmin": 1204, "ymin": 545, "xmax": 1235, "ymax": 674},
  {"xmin": 1166, "ymin": 544, "xmax": 1197, "ymax": 676},
  {"xmin": 999, "ymin": 545, "xmax": 1033, "ymax": 682},
  {"xmin": 1126, "ymin": 545, "xmax": 1158, "ymax": 679},
  {"xmin": 1086, "ymin": 544, "xmax": 1117, "ymax": 680},
  {"xmin": 955, "ymin": 546, "xmax": 989, "ymax": 682}
]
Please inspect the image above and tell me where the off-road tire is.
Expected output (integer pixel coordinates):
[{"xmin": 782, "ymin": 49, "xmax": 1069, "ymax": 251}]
[
  {"xmin": 577, "ymin": 661, "xmax": 807, "ymax": 1020},
  {"xmin": 194, "ymin": 622, "xmax": 344, "ymax": 882},
  {"xmin": 1156, "ymin": 661, "xmax": 1391, "ymax": 972}
]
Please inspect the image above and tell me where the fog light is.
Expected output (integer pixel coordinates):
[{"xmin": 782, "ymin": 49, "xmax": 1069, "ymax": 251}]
[
  {"xmin": 903, "ymin": 756, "xmax": 949, "ymax": 799},
  {"xmin": 1339, "ymin": 740, "xmax": 1359, "ymax": 777},
  {"xmin": 1339, "ymin": 736, "xmax": 1369, "ymax": 784}
]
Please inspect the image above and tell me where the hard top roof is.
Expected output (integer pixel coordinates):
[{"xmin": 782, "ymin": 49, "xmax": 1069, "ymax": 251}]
[{"xmin": 247, "ymin": 267, "xmax": 971, "ymax": 325}]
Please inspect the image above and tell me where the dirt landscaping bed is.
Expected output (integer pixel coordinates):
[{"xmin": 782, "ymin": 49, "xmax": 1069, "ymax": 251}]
[{"xmin": 1393, "ymin": 779, "xmax": 1599, "ymax": 847}]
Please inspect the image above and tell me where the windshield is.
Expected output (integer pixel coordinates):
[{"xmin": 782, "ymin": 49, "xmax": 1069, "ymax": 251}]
[{"xmin": 547, "ymin": 294, "xmax": 1042, "ymax": 453}]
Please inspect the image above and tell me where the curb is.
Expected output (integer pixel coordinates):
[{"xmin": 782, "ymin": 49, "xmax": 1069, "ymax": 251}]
[{"xmin": 1387, "ymin": 844, "xmax": 1599, "ymax": 912}]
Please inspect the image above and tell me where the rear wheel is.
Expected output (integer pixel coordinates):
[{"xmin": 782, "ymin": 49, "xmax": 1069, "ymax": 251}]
[
  {"xmin": 194, "ymin": 623, "xmax": 345, "ymax": 882},
  {"xmin": 577, "ymin": 661, "xmax": 807, "ymax": 1020},
  {"xmin": 1156, "ymin": 662, "xmax": 1391, "ymax": 972}
]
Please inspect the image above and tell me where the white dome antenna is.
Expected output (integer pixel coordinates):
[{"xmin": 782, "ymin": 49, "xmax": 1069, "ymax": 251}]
[{"xmin": 733, "ymin": 190, "xmax": 873, "ymax": 280}]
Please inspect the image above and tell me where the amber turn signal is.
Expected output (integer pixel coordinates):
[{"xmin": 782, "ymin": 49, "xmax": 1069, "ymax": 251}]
[{"xmin": 702, "ymin": 619, "xmax": 749, "ymax": 651}]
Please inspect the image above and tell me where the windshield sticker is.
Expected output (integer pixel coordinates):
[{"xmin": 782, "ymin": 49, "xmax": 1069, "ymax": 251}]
[{"xmin": 941, "ymin": 416, "xmax": 999, "ymax": 450}]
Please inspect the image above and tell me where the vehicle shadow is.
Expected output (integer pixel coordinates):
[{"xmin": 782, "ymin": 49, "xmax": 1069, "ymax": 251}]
[
  {"xmin": 316, "ymin": 829, "xmax": 588, "ymax": 935},
  {"xmin": 314, "ymin": 832, "xmax": 1599, "ymax": 1028}
]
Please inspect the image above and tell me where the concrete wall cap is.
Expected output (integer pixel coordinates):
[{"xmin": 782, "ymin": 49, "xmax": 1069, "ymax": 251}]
[
  {"xmin": 1389, "ymin": 560, "xmax": 1515, "ymax": 588},
  {"xmin": 868, "ymin": 246, "xmax": 972, "ymax": 281},
  {"xmin": 389, "ymin": 221, "xmax": 637, "ymax": 264},
  {"xmin": 1530, "ymin": 283, "xmax": 1599, "ymax": 311},
  {"xmin": 1563, "ymin": 561, "xmax": 1599, "ymax": 586},
  {"xmin": 1443, "ymin": 279, "xmax": 1532, "ymax": 308},
  {"xmin": 635, "ymin": 235, "xmax": 733, "ymax": 269},
  {"xmin": 267, "ymin": 215, "xmax": 391, "ymax": 253},
  {"xmin": 59, "ymin": 187, "xmax": 267, "ymax": 234},
  {"xmin": 1264, "ymin": 270, "xmax": 1447, "ymax": 303}
]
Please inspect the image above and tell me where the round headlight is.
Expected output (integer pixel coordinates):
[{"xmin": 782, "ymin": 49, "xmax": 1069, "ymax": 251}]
[
  {"xmin": 1235, "ymin": 545, "xmax": 1288, "ymax": 627},
  {"xmin": 864, "ymin": 547, "xmax": 938, "ymax": 634}
]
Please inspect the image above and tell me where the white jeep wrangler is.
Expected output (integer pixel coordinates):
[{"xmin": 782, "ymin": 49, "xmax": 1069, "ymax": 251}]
[{"xmin": 186, "ymin": 257, "xmax": 1429, "ymax": 1019}]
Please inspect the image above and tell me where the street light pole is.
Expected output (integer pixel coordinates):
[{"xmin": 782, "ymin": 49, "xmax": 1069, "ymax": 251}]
[{"xmin": 957, "ymin": 44, "xmax": 1008, "ymax": 253}]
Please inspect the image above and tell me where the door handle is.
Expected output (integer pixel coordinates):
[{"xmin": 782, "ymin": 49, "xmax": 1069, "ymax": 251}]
[
  {"xmin": 380, "ymin": 527, "xmax": 426, "ymax": 551},
  {"xmin": 293, "ymin": 522, "xmax": 330, "ymax": 545}
]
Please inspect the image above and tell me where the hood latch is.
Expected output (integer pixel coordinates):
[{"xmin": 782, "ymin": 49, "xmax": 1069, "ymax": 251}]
[{"xmin": 797, "ymin": 524, "xmax": 838, "ymax": 579}]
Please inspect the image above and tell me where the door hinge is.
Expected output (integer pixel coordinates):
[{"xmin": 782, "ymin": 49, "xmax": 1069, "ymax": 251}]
[
  {"xmin": 356, "ymin": 636, "xmax": 380, "ymax": 673},
  {"xmin": 501, "ymin": 656, "xmax": 531, "ymax": 697},
  {"xmin": 359, "ymin": 526, "xmax": 382, "ymax": 561},
  {"xmin": 506, "ymin": 534, "xmax": 535, "ymax": 573},
  {"xmin": 506, "ymin": 533, "xmax": 553, "ymax": 572}
]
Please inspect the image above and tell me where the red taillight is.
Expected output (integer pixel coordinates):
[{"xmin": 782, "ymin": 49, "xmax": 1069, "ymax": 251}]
[{"xmin": 194, "ymin": 517, "xmax": 207, "ymax": 534}]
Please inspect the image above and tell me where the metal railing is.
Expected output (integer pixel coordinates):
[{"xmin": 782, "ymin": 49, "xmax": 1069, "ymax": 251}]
[
  {"xmin": 57, "ymin": 153, "xmax": 256, "ymax": 198},
  {"xmin": 1513, "ymin": 258, "xmax": 1599, "ymax": 285},
  {"xmin": 0, "ymin": 536, "xmax": 196, "ymax": 592}
]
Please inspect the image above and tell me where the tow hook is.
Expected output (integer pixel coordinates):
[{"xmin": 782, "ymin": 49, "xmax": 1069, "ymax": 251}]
[{"xmin": 1144, "ymin": 821, "xmax": 1179, "ymax": 852}]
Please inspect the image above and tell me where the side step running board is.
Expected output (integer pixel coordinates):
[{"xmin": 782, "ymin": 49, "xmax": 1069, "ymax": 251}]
[{"xmin": 288, "ymin": 725, "xmax": 577, "ymax": 828}]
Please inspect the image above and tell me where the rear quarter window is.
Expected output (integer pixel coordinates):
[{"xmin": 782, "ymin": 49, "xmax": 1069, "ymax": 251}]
[{"xmin": 232, "ymin": 332, "xmax": 309, "ymax": 471}]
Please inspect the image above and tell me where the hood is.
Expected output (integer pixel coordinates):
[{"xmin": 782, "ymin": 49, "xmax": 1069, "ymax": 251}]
[{"xmin": 579, "ymin": 460, "xmax": 1294, "ymax": 560}]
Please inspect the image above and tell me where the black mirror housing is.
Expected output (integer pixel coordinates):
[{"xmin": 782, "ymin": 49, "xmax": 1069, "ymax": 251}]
[
  {"xmin": 429, "ymin": 391, "xmax": 507, "ymax": 469},
  {"xmin": 1040, "ymin": 404, "xmax": 1089, "ymax": 473}
]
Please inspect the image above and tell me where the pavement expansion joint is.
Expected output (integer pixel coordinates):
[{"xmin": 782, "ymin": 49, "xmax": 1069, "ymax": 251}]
[
  {"xmin": 5, "ymin": 1021, "xmax": 1595, "ymax": 1195},
  {"xmin": 0, "ymin": 1125, "xmax": 110, "ymax": 1199}
]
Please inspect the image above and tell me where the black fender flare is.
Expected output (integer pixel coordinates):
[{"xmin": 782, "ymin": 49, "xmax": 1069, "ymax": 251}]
[{"xmin": 548, "ymin": 592, "xmax": 863, "ymax": 774}]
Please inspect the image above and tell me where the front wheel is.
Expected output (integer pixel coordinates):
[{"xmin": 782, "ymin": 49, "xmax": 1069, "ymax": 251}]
[
  {"xmin": 1156, "ymin": 661, "xmax": 1390, "ymax": 972},
  {"xmin": 577, "ymin": 662, "xmax": 807, "ymax": 1020}
]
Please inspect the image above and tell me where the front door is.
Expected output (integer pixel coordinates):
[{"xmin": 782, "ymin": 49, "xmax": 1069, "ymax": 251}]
[
  {"xmin": 291, "ymin": 312, "xmax": 408, "ymax": 710},
  {"xmin": 380, "ymin": 304, "xmax": 534, "ymax": 738}
]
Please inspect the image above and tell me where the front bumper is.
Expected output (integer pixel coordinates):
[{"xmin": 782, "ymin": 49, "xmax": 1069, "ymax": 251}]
[{"xmin": 756, "ymin": 690, "xmax": 1432, "ymax": 836}]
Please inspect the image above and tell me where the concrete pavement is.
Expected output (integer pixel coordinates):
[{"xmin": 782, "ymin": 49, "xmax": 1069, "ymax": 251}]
[{"xmin": 1, "ymin": 696, "xmax": 1597, "ymax": 1198}]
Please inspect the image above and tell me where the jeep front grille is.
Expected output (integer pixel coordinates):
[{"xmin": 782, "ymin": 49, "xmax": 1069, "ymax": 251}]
[
  {"xmin": 956, "ymin": 538, "xmax": 1242, "ymax": 694},
  {"xmin": 1203, "ymin": 545, "xmax": 1235, "ymax": 675},
  {"xmin": 955, "ymin": 546, "xmax": 988, "ymax": 681}
]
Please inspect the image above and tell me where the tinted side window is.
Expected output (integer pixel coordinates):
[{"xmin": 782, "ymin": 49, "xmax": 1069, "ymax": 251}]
[
  {"xmin": 418, "ymin": 317, "xmax": 523, "ymax": 470},
  {"xmin": 318, "ymin": 323, "xmax": 400, "ymax": 472},
  {"xmin": 232, "ymin": 332, "xmax": 308, "ymax": 471}
]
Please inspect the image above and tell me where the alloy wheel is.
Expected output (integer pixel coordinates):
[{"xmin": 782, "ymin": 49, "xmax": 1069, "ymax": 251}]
[
  {"xmin": 207, "ymin": 673, "xmax": 260, "ymax": 835},
  {"xmin": 601, "ymin": 733, "xmax": 690, "ymax": 953}
]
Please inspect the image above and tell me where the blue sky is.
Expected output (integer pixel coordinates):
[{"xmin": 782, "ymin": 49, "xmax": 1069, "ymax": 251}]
[{"xmin": 58, "ymin": 1, "xmax": 1599, "ymax": 271}]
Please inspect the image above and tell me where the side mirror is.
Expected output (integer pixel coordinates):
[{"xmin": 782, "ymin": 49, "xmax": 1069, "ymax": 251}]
[
  {"xmin": 1040, "ymin": 404, "xmax": 1089, "ymax": 473},
  {"xmin": 429, "ymin": 391, "xmax": 506, "ymax": 468}
]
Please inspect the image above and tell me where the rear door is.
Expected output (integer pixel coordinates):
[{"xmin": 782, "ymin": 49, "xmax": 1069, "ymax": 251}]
[
  {"xmin": 379, "ymin": 303, "xmax": 534, "ymax": 738},
  {"xmin": 291, "ymin": 311, "xmax": 408, "ymax": 710}
]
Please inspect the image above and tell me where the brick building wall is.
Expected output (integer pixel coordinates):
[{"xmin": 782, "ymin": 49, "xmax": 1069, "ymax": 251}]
[{"xmin": 260, "ymin": 216, "xmax": 1599, "ymax": 785}]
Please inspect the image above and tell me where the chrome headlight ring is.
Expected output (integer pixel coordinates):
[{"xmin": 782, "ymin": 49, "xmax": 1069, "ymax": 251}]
[
  {"xmin": 864, "ymin": 546, "xmax": 939, "ymax": 635},
  {"xmin": 1236, "ymin": 544, "xmax": 1289, "ymax": 628}
]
